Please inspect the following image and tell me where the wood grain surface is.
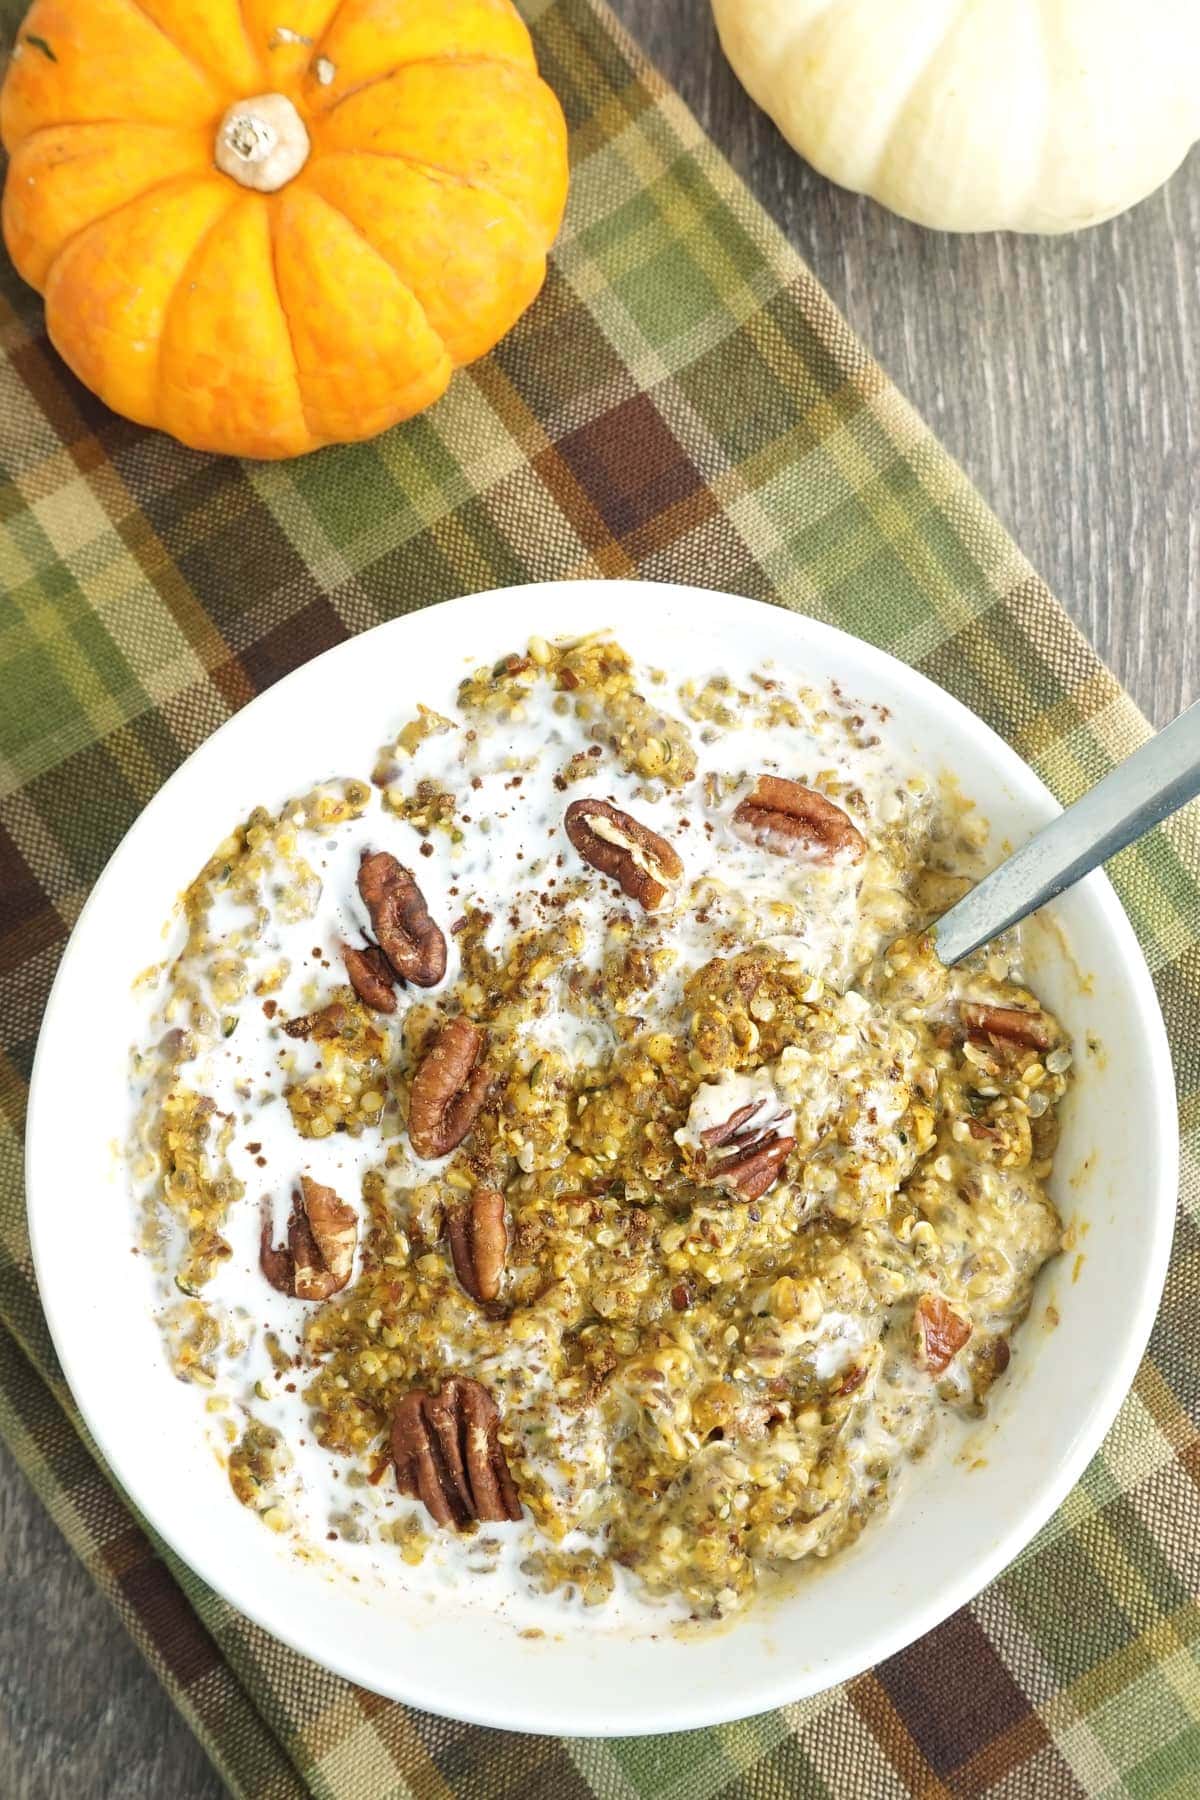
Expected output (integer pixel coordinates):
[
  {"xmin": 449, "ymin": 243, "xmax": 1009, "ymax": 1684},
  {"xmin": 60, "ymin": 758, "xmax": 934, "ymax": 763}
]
[{"xmin": 3, "ymin": 5, "xmax": 1196, "ymax": 1796}]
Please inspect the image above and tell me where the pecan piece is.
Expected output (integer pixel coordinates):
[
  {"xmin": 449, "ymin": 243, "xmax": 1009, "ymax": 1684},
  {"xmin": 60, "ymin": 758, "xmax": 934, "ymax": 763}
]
[
  {"xmin": 717, "ymin": 1137, "xmax": 795, "ymax": 1202},
  {"xmin": 282, "ymin": 1001, "xmax": 346, "ymax": 1040},
  {"xmin": 731, "ymin": 775, "xmax": 866, "ymax": 864},
  {"xmin": 972, "ymin": 1334, "xmax": 1011, "ymax": 1394},
  {"xmin": 699, "ymin": 1101, "xmax": 765, "ymax": 1148},
  {"xmin": 915, "ymin": 1293, "xmax": 972, "ymax": 1374},
  {"xmin": 563, "ymin": 797, "xmax": 682, "ymax": 911},
  {"xmin": 961, "ymin": 1002, "xmax": 1052, "ymax": 1052},
  {"xmin": 408, "ymin": 1016, "xmax": 492, "ymax": 1159},
  {"xmin": 391, "ymin": 1377, "xmax": 522, "ymax": 1529},
  {"xmin": 357, "ymin": 850, "xmax": 446, "ymax": 987},
  {"xmin": 700, "ymin": 1097, "xmax": 796, "ymax": 1201},
  {"xmin": 341, "ymin": 941, "xmax": 397, "ymax": 1013},
  {"xmin": 446, "ymin": 1187, "xmax": 507, "ymax": 1303},
  {"xmin": 260, "ymin": 1175, "xmax": 357, "ymax": 1301}
]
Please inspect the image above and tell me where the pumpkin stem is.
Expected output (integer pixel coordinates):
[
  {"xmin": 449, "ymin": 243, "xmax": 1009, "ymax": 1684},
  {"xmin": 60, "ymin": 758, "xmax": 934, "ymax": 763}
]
[{"xmin": 215, "ymin": 93, "xmax": 310, "ymax": 194}]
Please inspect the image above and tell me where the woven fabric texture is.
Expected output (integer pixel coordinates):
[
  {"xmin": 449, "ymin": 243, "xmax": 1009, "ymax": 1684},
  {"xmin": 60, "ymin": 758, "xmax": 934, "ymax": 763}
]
[{"xmin": 1, "ymin": 1, "xmax": 1198, "ymax": 1795}]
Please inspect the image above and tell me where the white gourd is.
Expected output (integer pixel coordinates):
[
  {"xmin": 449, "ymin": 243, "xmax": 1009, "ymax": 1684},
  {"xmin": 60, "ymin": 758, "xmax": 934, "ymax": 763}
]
[{"xmin": 712, "ymin": 0, "xmax": 1200, "ymax": 233}]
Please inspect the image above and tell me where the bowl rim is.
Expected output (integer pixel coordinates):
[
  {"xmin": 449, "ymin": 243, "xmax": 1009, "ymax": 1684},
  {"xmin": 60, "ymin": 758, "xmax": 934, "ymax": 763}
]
[{"xmin": 24, "ymin": 579, "xmax": 1178, "ymax": 1734}]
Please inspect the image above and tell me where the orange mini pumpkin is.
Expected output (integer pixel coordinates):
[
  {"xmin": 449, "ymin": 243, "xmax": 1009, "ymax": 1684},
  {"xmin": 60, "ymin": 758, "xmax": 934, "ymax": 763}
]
[{"xmin": 1, "ymin": 0, "xmax": 569, "ymax": 457}]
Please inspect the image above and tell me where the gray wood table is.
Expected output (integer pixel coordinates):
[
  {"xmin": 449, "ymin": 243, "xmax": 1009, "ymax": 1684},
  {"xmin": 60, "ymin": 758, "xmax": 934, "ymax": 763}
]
[{"xmin": 2, "ymin": 5, "xmax": 1196, "ymax": 1796}]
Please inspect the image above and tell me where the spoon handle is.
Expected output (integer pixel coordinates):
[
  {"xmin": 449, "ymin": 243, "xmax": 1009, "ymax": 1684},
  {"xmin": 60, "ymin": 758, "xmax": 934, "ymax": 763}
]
[{"xmin": 932, "ymin": 698, "xmax": 1200, "ymax": 967}]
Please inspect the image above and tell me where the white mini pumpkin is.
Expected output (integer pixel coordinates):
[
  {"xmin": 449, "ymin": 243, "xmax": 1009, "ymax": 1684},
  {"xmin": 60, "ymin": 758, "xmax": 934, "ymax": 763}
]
[{"xmin": 712, "ymin": 0, "xmax": 1200, "ymax": 233}]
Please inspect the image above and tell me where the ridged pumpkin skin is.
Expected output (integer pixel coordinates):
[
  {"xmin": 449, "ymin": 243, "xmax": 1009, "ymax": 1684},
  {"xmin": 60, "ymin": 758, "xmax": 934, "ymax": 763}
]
[
  {"xmin": 713, "ymin": 0, "xmax": 1200, "ymax": 235},
  {"xmin": 1, "ymin": 0, "xmax": 569, "ymax": 457}
]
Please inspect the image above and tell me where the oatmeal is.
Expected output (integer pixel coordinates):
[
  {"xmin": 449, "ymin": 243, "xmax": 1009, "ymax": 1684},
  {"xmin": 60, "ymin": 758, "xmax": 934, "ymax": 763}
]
[{"xmin": 127, "ymin": 633, "xmax": 1069, "ymax": 1621}]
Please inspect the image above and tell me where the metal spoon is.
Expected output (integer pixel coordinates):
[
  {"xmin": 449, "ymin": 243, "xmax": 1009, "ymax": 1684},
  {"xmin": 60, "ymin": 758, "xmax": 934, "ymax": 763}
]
[{"xmin": 931, "ymin": 698, "xmax": 1200, "ymax": 966}]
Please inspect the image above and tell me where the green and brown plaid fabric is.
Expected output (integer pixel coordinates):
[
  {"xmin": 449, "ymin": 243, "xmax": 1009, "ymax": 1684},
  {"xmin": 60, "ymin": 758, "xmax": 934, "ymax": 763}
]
[{"xmin": 2, "ymin": 1, "xmax": 1198, "ymax": 1794}]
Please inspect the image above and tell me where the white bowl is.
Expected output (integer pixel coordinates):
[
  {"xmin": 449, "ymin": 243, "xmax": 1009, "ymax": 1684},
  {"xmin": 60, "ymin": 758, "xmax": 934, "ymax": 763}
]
[{"xmin": 26, "ymin": 581, "xmax": 1176, "ymax": 1735}]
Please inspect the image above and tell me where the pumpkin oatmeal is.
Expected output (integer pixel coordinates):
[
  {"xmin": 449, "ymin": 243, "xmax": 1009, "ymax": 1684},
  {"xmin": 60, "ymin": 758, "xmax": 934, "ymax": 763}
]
[{"xmin": 128, "ymin": 632, "xmax": 1070, "ymax": 1622}]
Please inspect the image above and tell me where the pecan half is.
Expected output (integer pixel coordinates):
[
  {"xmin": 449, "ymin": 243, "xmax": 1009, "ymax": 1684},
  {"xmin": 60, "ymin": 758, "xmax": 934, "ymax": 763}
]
[
  {"xmin": 391, "ymin": 1377, "xmax": 522, "ymax": 1529},
  {"xmin": 408, "ymin": 1016, "xmax": 492, "ymax": 1159},
  {"xmin": 357, "ymin": 850, "xmax": 446, "ymax": 988},
  {"xmin": 446, "ymin": 1187, "xmax": 507, "ymax": 1303},
  {"xmin": 563, "ymin": 797, "xmax": 682, "ymax": 911},
  {"xmin": 341, "ymin": 941, "xmax": 397, "ymax": 1013},
  {"xmin": 731, "ymin": 775, "xmax": 866, "ymax": 864},
  {"xmin": 961, "ymin": 1002, "xmax": 1052, "ymax": 1052},
  {"xmin": 282, "ymin": 1001, "xmax": 346, "ymax": 1040},
  {"xmin": 700, "ymin": 1098, "xmax": 796, "ymax": 1201},
  {"xmin": 260, "ymin": 1175, "xmax": 357, "ymax": 1301},
  {"xmin": 915, "ymin": 1293, "xmax": 972, "ymax": 1374}
]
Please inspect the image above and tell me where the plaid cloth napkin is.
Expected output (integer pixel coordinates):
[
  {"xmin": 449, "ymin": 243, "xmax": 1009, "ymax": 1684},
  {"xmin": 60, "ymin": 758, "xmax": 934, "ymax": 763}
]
[{"xmin": 2, "ymin": 1, "xmax": 1198, "ymax": 1794}]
